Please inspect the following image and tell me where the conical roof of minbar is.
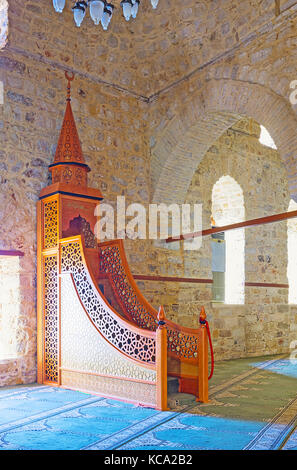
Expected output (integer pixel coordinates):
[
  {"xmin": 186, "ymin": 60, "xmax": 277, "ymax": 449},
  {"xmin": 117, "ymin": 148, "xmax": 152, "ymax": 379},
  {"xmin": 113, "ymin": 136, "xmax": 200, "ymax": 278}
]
[
  {"xmin": 39, "ymin": 72, "xmax": 103, "ymax": 201},
  {"xmin": 53, "ymin": 89, "xmax": 86, "ymax": 165}
]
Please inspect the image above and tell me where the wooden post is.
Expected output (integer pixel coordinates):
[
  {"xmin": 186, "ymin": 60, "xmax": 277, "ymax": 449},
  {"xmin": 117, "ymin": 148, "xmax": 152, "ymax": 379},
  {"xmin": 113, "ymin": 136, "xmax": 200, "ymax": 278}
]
[
  {"xmin": 36, "ymin": 200, "xmax": 43, "ymax": 384},
  {"xmin": 197, "ymin": 306, "xmax": 209, "ymax": 403},
  {"xmin": 156, "ymin": 306, "xmax": 168, "ymax": 411}
]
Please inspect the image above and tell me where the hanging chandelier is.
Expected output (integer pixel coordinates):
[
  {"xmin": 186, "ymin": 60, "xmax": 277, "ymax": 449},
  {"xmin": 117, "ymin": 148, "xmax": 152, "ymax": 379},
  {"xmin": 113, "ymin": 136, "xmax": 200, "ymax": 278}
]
[{"xmin": 52, "ymin": 0, "xmax": 159, "ymax": 29}]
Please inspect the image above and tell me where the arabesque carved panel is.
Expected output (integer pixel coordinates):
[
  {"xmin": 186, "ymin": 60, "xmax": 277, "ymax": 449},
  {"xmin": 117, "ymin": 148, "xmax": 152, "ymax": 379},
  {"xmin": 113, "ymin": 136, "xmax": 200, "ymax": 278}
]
[
  {"xmin": 100, "ymin": 245, "xmax": 157, "ymax": 331},
  {"xmin": 99, "ymin": 243, "xmax": 199, "ymax": 361},
  {"xmin": 43, "ymin": 255, "xmax": 58, "ymax": 383},
  {"xmin": 43, "ymin": 199, "xmax": 58, "ymax": 249},
  {"xmin": 61, "ymin": 240, "xmax": 156, "ymax": 365},
  {"xmin": 60, "ymin": 274, "xmax": 156, "ymax": 383}
]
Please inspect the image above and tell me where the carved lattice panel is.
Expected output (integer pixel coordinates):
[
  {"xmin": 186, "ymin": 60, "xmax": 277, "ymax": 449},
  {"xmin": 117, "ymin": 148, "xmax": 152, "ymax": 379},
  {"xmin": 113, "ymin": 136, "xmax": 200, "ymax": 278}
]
[
  {"xmin": 61, "ymin": 240, "xmax": 156, "ymax": 364},
  {"xmin": 100, "ymin": 245, "xmax": 157, "ymax": 331},
  {"xmin": 61, "ymin": 274, "xmax": 156, "ymax": 383},
  {"xmin": 43, "ymin": 199, "xmax": 58, "ymax": 249},
  {"xmin": 167, "ymin": 329, "xmax": 198, "ymax": 360},
  {"xmin": 100, "ymin": 244, "xmax": 199, "ymax": 361},
  {"xmin": 43, "ymin": 255, "xmax": 59, "ymax": 383}
]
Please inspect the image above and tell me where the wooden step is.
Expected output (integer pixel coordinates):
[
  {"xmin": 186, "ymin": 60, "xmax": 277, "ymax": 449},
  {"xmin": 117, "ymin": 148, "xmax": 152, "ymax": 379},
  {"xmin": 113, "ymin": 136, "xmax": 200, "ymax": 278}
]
[{"xmin": 168, "ymin": 392, "xmax": 196, "ymax": 409}]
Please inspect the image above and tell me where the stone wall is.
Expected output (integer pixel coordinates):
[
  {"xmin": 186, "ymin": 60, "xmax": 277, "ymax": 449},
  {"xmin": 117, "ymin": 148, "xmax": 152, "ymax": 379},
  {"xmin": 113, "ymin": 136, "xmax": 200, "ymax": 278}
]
[
  {"xmin": 139, "ymin": 118, "xmax": 297, "ymax": 360},
  {"xmin": 4, "ymin": 0, "xmax": 284, "ymax": 98},
  {"xmin": 149, "ymin": 5, "xmax": 297, "ymax": 204}
]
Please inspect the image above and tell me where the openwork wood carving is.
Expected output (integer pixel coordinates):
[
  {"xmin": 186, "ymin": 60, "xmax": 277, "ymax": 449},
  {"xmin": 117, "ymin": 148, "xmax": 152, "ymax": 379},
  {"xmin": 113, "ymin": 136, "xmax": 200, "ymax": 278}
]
[
  {"xmin": 43, "ymin": 200, "xmax": 58, "ymax": 249},
  {"xmin": 43, "ymin": 255, "xmax": 58, "ymax": 383},
  {"xmin": 60, "ymin": 274, "xmax": 157, "ymax": 385},
  {"xmin": 99, "ymin": 241, "xmax": 199, "ymax": 361},
  {"xmin": 61, "ymin": 239, "xmax": 156, "ymax": 365},
  {"xmin": 100, "ymin": 244, "xmax": 157, "ymax": 331}
]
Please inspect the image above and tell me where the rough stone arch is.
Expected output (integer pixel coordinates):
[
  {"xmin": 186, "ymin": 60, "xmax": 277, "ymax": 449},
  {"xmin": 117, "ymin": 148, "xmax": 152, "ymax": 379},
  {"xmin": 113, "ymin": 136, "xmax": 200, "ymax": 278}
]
[{"xmin": 151, "ymin": 79, "xmax": 297, "ymax": 205}]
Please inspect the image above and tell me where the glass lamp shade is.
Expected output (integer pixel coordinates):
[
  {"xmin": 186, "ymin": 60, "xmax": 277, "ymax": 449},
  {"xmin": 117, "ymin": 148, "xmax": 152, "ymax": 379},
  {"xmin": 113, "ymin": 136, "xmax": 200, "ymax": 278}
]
[
  {"xmin": 53, "ymin": 0, "xmax": 65, "ymax": 13},
  {"xmin": 131, "ymin": 0, "xmax": 139, "ymax": 19},
  {"xmin": 89, "ymin": 0, "xmax": 105, "ymax": 25},
  {"xmin": 72, "ymin": 3, "xmax": 86, "ymax": 27},
  {"xmin": 151, "ymin": 0, "xmax": 159, "ymax": 9},
  {"xmin": 101, "ymin": 7, "xmax": 112, "ymax": 30},
  {"xmin": 121, "ymin": 0, "xmax": 133, "ymax": 21}
]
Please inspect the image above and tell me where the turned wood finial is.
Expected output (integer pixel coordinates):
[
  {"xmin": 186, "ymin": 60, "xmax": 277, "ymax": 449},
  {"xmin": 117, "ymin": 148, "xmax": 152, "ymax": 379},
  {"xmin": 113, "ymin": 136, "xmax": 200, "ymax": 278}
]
[
  {"xmin": 158, "ymin": 306, "xmax": 166, "ymax": 327},
  {"xmin": 199, "ymin": 306, "xmax": 207, "ymax": 324}
]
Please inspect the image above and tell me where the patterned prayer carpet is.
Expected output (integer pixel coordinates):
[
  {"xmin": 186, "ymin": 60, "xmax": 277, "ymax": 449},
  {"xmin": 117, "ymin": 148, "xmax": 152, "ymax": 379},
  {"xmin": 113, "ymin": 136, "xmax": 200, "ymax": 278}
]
[{"xmin": 1, "ymin": 354, "xmax": 297, "ymax": 450}]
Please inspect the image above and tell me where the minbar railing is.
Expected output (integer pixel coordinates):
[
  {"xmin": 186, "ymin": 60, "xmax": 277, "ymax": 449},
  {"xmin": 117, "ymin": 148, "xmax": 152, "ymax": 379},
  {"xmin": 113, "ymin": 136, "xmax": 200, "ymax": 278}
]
[{"xmin": 98, "ymin": 239, "xmax": 210, "ymax": 402}]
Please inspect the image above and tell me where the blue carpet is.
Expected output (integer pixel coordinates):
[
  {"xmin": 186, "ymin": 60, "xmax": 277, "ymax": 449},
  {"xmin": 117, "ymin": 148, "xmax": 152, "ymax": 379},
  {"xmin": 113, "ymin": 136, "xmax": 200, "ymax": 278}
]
[
  {"xmin": 251, "ymin": 359, "xmax": 297, "ymax": 379},
  {"xmin": 0, "ymin": 384, "xmax": 264, "ymax": 450},
  {"xmin": 283, "ymin": 431, "xmax": 297, "ymax": 450},
  {"xmin": 0, "ymin": 387, "xmax": 164, "ymax": 450},
  {"xmin": 1, "ymin": 356, "xmax": 297, "ymax": 450},
  {"xmin": 118, "ymin": 415, "xmax": 263, "ymax": 450}
]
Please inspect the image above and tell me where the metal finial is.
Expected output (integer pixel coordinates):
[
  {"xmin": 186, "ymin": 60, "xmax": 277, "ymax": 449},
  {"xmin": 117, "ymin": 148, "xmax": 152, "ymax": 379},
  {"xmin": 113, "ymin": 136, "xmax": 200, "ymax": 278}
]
[
  {"xmin": 158, "ymin": 306, "xmax": 166, "ymax": 328},
  {"xmin": 199, "ymin": 306, "xmax": 207, "ymax": 324},
  {"xmin": 65, "ymin": 71, "xmax": 75, "ymax": 101}
]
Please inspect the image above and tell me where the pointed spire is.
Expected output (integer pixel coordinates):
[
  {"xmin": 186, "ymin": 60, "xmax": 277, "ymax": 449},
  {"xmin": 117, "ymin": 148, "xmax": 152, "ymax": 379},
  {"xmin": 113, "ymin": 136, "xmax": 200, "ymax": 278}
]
[
  {"xmin": 49, "ymin": 71, "xmax": 90, "ymax": 189},
  {"xmin": 40, "ymin": 71, "xmax": 103, "ymax": 202},
  {"xmin": 53, "ymin": 71, "xmax": 85, "ymax": 165}
]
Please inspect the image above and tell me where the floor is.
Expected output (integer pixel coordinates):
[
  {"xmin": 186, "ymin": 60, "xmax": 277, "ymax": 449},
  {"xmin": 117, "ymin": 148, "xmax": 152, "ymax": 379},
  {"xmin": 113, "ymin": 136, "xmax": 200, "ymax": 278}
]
[{"xmin": 1, "ymin": 354, "xmax": 297, "ymax": 450}]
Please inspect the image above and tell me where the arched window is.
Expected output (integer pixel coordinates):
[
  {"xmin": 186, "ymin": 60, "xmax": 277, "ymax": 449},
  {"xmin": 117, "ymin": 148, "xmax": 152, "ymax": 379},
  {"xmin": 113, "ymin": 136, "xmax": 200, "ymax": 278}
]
[
  {"xmin": 259, "ymin": 125, "xmax": 277, "ymax": 150},
  {"xmin": 212, "ymin": 176, "xmax": 245, "ymax": 304},
  {"xmin": 0, "ymin": 0, "xmax": 8, "ymax": 50},
  {"xmin": 287, "ymin": 199, "xmax": 297, "ymax": 304}
]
